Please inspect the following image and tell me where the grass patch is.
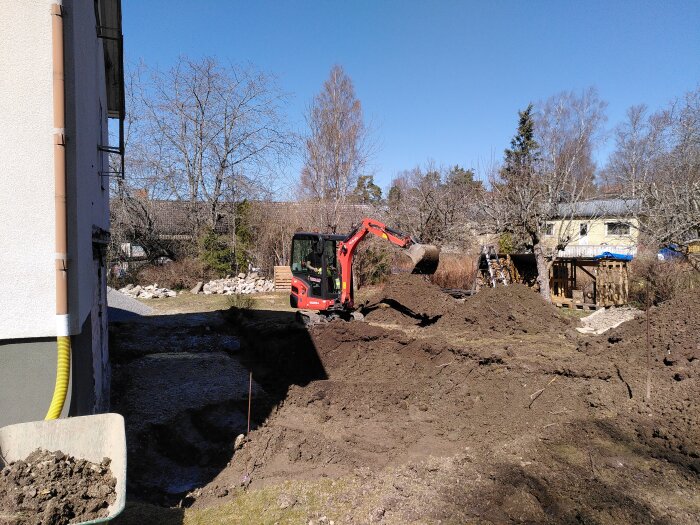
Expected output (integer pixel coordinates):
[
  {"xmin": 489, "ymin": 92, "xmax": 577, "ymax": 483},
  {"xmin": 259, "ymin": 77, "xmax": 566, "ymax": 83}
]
[
  {"xmin": 226, "ymin": 294, "xmax": 255, "ymax": 310},
  {"xmin": 114, "ymin": 479, "xmax": 352, "ymax": 525},
  {"xmin": 557, "ymin": 308, "xmax": 590, "ymax": 320},
  {"xmin": 140, "ymin": 292, "xmax": 295, "ymax": 315}
]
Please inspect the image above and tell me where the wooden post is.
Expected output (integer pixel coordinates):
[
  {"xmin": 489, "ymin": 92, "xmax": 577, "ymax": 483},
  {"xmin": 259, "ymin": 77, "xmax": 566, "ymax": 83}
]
[{"xmin": 645, "ymin": 280, "xmax": 651, "ymax": 401}]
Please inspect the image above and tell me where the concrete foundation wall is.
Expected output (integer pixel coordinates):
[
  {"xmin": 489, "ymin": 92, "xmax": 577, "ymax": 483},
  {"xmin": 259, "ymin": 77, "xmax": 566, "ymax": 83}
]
[{"xmin": 0, "ymin": 314, "xmax": 98, "ymax": 427}]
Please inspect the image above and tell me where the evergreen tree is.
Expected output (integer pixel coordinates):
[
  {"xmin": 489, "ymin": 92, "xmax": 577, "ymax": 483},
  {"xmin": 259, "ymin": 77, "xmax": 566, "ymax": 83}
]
[
  {"xmin": 351, "ymin": 175, "xmax": 383, "ymax": 205},
  {"xmin": 501, "ymin": 104, "xmax": 539, "ymax": 184}
]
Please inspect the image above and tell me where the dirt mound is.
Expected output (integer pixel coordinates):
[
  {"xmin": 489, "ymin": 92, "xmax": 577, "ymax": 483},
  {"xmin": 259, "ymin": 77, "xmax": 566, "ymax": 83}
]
[
  {"xmin": 112, "ymin": 279, "xmax": 700, "ymax": 523},
  {"xmin": 578, "ymin": 288, "xmax": 700, "ymax": 472},
  {"xmin": 0, "ymin": 449, "xmax": 116, "ymax": 525},
  {"xmin": 582, "ymin": 287, "xmax": 700, "ymax": 382},
  {"xmin": 362, "ymin": 276, "xmax": 569, "ymax": 337},
  {"xmin": 437, "ymin": 283, "xmax": 570, "ymax": 336},
  {"xmin": 361, "ymin": 273, "xmax": 453, "ymax": 325},
  {"xmin": 602, "ymin": 287, "xmax": 699, "ymax": 363}
]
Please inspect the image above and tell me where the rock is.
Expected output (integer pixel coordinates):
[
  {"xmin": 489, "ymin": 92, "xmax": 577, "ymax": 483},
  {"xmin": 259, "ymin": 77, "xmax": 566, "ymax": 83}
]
[
  {"xmin": 200, "ymin": 274, "xmax": 274, "ymax": 295},
  {"xmin": 191, "ymin": 281, "xmax": 204, "ymax": 295},
  {"xmin": 277, "ymin": 492, "xmax": 296, "ymax": 509},
  {"xmin": 234, "ymin": 434, "xmax": 246, "ymax": 451}
]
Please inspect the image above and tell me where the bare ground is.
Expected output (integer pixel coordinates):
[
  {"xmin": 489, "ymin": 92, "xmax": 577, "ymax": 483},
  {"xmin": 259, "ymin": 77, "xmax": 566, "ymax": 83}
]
[{"xmin": 112, "ymin": 281, "xmax": 700, "ymax": 524}]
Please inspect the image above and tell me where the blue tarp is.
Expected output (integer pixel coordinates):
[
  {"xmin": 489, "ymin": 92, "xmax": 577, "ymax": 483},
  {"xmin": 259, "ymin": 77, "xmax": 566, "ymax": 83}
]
[
  {"xmin": 594, "ymin": 251, "xmax": 634, "ymax": 261},
  {"xmin": 658, "ymin": 245, "xmax": 684, "ymax": 260}
]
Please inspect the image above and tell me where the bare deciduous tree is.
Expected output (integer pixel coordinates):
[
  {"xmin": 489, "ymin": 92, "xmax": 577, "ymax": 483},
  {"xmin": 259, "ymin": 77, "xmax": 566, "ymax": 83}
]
[
  {"xmin": 483, "ymin": 88, "xmax": 607, "ymax": 301},
  {"xmin": 387, "ymin": 163, "xmax": 482, "ymax": 247},
  {"xmin": 299, "ymin": 65, "xmax": 375, "ymax": 232},
  {"xmin": 139, "ymin": 56, "xmax": 293, "ymax": 235},
  {"xmin": 606, "ymin": 86, "xmax": 700, "ymax": 264}
]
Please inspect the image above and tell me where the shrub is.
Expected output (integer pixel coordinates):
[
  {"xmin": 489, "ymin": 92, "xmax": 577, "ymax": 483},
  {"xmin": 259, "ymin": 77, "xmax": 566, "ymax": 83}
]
[
  {"xmin": 498, "ymin": 233, "xmax": 515, "ymax": 254},
  {"xmin": 354, "ymin": 239, "xmax": 393, "ymax": 287},
  {"xmin": 136, "ymin": 258, "xmax": 213, "ymax": 290},
  {"xmin": 629, "ymin": 253, "xmax": 700, "ymax": 307},
  {"xmin": 226, "ymin": 294, "xmax": 255, "ymax": 310},
  {"xmin": 429, "ymin": 252, "xmax": 479, "ymax": 289}
]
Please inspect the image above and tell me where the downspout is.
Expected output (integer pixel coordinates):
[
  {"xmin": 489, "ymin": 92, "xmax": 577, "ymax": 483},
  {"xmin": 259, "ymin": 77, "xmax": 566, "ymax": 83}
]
[{"xmin": 46, "ymin": 0, "xmax": 71, "ymax": 420}]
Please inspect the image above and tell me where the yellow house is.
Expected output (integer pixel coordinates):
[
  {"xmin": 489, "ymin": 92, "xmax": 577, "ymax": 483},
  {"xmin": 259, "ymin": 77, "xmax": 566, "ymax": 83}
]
[{"xmin": 543, "ymin": 199, "xmax": 639, "ymax": 258}]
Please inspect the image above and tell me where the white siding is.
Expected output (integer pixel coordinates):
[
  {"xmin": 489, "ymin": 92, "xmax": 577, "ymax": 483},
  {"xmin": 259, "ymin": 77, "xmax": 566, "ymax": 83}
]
[
  {"xmin": 0, "ymin": 0, "xmax": 109, "ymax": 339},
  {"xmin": 0, "ymin": 0, "xmax": 56, "ymax": 339}
]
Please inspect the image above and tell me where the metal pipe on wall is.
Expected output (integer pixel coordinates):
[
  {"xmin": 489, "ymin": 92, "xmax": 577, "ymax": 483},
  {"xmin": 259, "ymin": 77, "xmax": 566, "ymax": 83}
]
[{"xmin": 46, "ymin": 0, "xmax": 71, "ymax": 420}]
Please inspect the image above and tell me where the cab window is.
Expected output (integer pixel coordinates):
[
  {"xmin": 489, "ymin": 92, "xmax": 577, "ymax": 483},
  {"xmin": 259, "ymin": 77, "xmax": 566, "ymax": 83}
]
[
  {"xmin": 324, "ymin": 240, "xmax": 340, "ymax": 293},
  {"xmin": 291, "ymin": 238, "xmax": 313, "ymax": 274}
]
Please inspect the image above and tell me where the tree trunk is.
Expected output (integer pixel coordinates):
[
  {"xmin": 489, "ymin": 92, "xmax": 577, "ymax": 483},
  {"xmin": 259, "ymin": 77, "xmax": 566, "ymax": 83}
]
[{"xmin": 533, "ymin": 241, "xmax": 552, "ymax": 302}]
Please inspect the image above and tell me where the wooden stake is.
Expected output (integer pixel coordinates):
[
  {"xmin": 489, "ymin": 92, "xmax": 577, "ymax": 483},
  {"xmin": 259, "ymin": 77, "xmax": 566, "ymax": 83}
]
[
  {"xmin": 529, "ymin": 377, "xmax": 557, "ymax": 409},
  {"xmin": 645, "ymin": 280, "xmax": 651, "ymax": 401},
  {"xmin": 247, "ymin": 371, "xmax": 253, "ymax": 435}
]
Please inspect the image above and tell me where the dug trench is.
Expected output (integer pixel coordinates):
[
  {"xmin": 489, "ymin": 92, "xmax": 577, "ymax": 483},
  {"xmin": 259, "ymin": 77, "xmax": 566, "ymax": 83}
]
[{"xmin": 111, "ymin": 275, "xmax": 700, "ymax": 523}]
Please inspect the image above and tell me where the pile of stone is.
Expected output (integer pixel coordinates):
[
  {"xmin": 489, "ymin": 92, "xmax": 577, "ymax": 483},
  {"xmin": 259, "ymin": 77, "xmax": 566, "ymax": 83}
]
[
  {"xmin": 192, "ymin": 272, "xmax": 275, "ymax": 295},
  {"xmin": 576, "ymin": 305, "xmax": 642, "ymax": 335},
  {"xmin": 118, "ymin": 283, "xmax": 177, "ymax": 299}
]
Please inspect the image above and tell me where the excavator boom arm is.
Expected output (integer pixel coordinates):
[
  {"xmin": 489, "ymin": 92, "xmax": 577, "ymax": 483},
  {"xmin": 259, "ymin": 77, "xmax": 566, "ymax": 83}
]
[{"xmin": 336, "ymin": 218, "xmax": 438, "ymax": 308}]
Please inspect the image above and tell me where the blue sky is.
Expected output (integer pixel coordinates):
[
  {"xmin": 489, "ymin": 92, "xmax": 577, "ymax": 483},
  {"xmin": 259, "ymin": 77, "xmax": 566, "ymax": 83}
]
[{"xmin": 122, "ymin": 0, "xmax": 700, "ymax": 191}]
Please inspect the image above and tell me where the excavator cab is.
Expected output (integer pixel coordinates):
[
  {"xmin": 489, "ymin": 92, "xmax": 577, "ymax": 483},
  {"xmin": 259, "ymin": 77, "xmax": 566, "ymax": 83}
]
[{"xmin": 290, "ymin": 233, "xmax": 345, "ymax": 310}]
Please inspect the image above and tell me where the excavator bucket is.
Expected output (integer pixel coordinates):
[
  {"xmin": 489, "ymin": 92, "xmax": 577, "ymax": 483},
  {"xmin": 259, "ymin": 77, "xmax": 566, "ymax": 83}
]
[{"xmin": 405, "ymin": 243, "xmax": 441, "ymax": 274}]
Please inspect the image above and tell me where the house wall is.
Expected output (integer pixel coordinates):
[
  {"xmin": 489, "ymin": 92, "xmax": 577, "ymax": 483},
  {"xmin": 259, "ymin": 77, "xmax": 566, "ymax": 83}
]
[
  {"xmin": 0, "ymin": 0, "xmax": 111, "ymax": 426},
  {"xmin": 544, "ymin": 217, "xmax": 639, "ymax": 251},
  {"xmin": 65, "ymin": 0, "xmax": 111, "ymax": 333},
  {"xmin": 0, "ymin": 0, "xmax": 57, "ymax": 339}
]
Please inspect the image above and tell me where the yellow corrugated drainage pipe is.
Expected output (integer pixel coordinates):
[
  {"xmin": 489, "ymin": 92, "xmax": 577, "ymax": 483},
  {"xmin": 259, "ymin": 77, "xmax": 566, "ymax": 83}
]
[
  {"xmin": 46, "ymin": 0, "xmax": 70, "ymax": 421},
  {"xmin": 45, "ymin": 337, "xmax": 71, "ymax": 420}
]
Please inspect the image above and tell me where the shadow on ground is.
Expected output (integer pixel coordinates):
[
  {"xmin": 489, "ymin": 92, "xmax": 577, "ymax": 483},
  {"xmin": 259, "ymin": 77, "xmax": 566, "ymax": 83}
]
[
  {"xmin": 444, "ymin": 417, "xmax": 698, "ymax": 524},
  {"xmin": 109, "ymin": 305, "xmax": 325, "ymax": 521}
]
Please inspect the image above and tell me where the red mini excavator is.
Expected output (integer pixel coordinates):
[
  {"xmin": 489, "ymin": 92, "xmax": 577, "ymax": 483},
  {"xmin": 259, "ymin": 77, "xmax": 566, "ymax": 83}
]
[{"xmin": 289, "ymin": 218, "xmax": 440, "ymax": 315}]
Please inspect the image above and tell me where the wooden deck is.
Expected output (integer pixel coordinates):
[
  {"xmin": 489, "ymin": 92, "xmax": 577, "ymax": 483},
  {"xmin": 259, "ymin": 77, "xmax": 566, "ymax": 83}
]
[{"xmin": 552, "ymin": 299, "xmax": 599, "ymax": 311}]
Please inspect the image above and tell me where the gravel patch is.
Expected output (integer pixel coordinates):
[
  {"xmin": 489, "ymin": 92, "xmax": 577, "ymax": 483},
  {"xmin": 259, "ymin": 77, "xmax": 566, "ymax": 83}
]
[{"xmin": 107, "ymin": 287, "xmax": 153, "ymax": 321}]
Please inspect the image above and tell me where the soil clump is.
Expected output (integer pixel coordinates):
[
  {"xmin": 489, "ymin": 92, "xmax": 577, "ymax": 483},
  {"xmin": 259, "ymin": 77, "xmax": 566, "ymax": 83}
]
[{"xmin": 0, "ymin": 449, "xmax": 116, "ymax": 525}]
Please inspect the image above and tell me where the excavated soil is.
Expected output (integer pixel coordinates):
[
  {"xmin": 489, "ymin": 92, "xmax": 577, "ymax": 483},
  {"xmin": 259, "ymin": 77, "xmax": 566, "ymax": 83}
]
[
  {"xmin": 436, "ymin": 283, "xmax": 572, "ymax": 336},
  {"xmin": 363, "ymin": 275, "xmax": 571, "ymax": 337},
  {"xmin": 187, "ymin": 279, "xmax": 700, "ymax": 523},
  {"xmin": 108, "ymin": 275, "xmax": 700, "ymax": 523},
  {"xmin": 578, "ymin": 289, "xmax": 700, "ymax": 472},
  {"xmin": 362, "ymin": 274, "xmax": 453, "ymax": 325},
  {"xmin": 0, "ymin": 449, "xmax": 116, "ymax": 525}
]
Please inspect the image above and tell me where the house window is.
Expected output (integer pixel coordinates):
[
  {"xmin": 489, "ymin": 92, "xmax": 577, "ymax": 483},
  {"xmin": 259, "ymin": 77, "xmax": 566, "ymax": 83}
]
[
  {"xmin": 544, "ymin": 223, "xmax": 554, "ymax": 236},
  {"xmin": 579, "ymin": 223, "xmax": 589, "ymax": 237},
  {"xmin": 606, "ymin": 222, "xmax": 631, "ymax": 236}
]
